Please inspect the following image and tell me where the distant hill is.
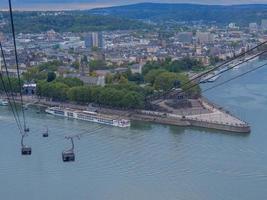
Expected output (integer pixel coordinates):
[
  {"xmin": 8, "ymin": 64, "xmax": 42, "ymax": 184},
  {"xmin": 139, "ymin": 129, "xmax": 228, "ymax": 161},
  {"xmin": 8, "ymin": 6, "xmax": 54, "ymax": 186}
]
[
  {"xmin": 90, "ymin": 3, "xmax": 267, "ymax": 25},
  {"xmin": 0, "ymin": 11, "xmax": 151, "ymax": 33}
]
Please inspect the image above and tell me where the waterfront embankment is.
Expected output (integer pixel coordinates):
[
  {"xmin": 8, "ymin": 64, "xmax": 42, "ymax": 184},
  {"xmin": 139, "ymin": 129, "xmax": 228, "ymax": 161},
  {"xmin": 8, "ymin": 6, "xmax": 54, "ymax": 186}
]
[{"xmin": 1, "ymin": 95, "xmax": 250, "ymax": 133}]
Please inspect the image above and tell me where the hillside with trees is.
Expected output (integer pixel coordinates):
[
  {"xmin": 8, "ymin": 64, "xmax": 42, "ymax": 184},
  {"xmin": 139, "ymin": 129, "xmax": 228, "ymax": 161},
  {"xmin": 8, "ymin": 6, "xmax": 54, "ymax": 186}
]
[
  {"xmin": 0, "ymin": 11, "xmax": 151, "ymax": 33},
  {"xmin": 91, "ymin": 3, "xmax": 267, "ymax": 26}
]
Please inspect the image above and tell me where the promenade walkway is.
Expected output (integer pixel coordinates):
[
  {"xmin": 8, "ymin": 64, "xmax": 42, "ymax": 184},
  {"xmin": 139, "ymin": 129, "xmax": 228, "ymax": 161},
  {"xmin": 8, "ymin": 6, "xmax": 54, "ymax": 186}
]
[{"xmin": 185, "ymin": 100, "xmax": 247, "ymax": 127}]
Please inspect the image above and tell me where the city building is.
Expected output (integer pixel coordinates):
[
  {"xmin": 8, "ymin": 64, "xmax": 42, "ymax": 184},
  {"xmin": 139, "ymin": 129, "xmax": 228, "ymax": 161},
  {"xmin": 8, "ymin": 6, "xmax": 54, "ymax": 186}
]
[
  {"xmin": 196, "ymin": 32, "xmax": 214, "ymax": 44},
  {"xmin": 79, "ymin": 75, "xmax": 105, "ymax": 86},
  {"xmin": 46, "ymin": 29, "xmax": 57, "ymax": 40},
  {"xmin": 262, "ymin": 19, "xmax": 267, "ymax": 31},
  {"xmin": 130, "ymin": 63, "xmax": 143, "ymax": 74},
  {"xmin": 23, "ymin": 83, "xmax": 37, "ymax": 95},
  {"xmin": 177, "ymin": 32, "xmax": 193, "ymax": 43},
  {"xmin": 84, "ymin": 34, "xmax": 93, "ymax": 49},
  {"xmin": 59, "ymin": 37, "xmax": 84, "ymax": 49},
  {"xmin": 228, "ymin": 23, "xmax": 239, "ymax": 30},
  {"xmin": 85, "ymin": 32, "xmax": 104, "ymax": 49},
  {"xmin": 196, "ymin": 46, "xmax": 202, "ymax": 55},
  {"xmin": 0, "ymin": 32, "xmax": 4, "ymax": 42},
  {"xmin": 79, "ymin": 56, "xmax": 90, "ymax": 76},
  {"xmin": 64, "ymin": 74, "xmax": 105, "ymax": 86},
  {"xmin": 249, "ymin": 23, "xmax": 258, "ymax": 33}
]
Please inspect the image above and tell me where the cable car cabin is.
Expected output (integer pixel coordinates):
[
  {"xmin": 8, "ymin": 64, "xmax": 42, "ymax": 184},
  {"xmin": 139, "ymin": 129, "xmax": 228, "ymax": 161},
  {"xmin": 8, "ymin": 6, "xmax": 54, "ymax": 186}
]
[
  {"xmin": 43, "ymin": 132, "xmax": 49, "ymax": 137},
  {"xmin": 43, "ymin": 127, "xmax": 49, "ymax": 137},
  {"xmin": 24, "ymin": 127, "xmax": 30, "ymax": 132},
  {"xmin": 21, "ymin": 146, "xmax": 32, "ymax": 155},
  {"xmin": 62, "ymin": 150, "xmax": 75, "ymax": 162}
]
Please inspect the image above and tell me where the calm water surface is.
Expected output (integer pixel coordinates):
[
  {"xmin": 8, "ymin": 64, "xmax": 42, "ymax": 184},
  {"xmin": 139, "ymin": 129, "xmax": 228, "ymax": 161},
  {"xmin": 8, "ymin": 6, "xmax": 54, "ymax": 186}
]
[{"xmin": 0, "ymin": 61, "xmax": 267, "ymax": 200}]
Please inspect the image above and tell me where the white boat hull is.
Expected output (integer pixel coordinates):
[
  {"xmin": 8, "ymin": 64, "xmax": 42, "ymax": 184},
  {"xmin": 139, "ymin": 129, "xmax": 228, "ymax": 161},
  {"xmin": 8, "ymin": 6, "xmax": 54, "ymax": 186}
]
[
  {"xmin": 0, "ymin": 99, "xmax": 8, "ymax": 106},
  {"xmin": 45, "ymin": 107, "xmax": 130, "ymax": 128}
]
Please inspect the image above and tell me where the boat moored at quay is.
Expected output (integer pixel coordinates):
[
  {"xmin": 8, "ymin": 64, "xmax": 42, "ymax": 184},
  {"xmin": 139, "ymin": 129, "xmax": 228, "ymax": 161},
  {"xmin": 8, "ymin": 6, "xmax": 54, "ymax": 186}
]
[
  {"xmin": 45, "ymin": 107, "xmax": 130, "ymax": 128},
  {"xmin": 0, "ymin": 99, "xmax": 8, "ymax": 106}
]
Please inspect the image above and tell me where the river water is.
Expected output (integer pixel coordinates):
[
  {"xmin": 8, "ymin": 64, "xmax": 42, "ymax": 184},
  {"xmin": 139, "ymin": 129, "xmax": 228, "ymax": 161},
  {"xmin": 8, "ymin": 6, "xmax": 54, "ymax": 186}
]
[{"xmin": 0, "ymin": 60, "xmax": 267, "ymax": 200}]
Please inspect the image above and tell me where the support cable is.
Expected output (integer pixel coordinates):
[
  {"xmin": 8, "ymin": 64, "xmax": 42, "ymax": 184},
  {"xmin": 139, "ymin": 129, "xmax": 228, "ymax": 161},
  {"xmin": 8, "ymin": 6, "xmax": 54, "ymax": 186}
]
[
  {"xmin": 182, "ymin": 41, "xmax": 267, "ymax": 88},
  {"xmin": 0, "ymin": 68, "xmax": 23, "ymax": 134},
  {"xmin": 8, "ymin": 0, "xmax": 27, "ymax": 132},
  {"xmin": 182, "ymin": 50, "xmax": 267, "ymax": 94},
  {"xmin": 0, "ymin": 41, "xmax": 23, "ymax": 134},
  {"xmin": 203, "ymin": 62, "xmax": 267, "ymax": 93},
  {"xmin": 146, "ymin": 42, "xmax": 267, "ymax": 102},
  {"xmin": 152, "ymin": 49, "xmax": 267, "ymax": 103}
]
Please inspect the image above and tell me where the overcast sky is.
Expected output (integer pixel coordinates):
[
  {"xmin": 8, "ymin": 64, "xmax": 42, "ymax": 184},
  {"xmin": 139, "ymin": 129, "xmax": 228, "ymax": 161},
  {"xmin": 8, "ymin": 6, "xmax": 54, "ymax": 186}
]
[{"xmin": 1, "ymin": 0, "xmax": 267, "ymax": 10}]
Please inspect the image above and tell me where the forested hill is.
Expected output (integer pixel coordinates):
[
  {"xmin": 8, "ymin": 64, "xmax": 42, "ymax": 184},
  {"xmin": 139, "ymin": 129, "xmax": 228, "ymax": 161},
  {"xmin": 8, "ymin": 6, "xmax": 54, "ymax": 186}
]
[
  {"xmin": 0, "ymin": 12, "xmax": 150, "ymax": 33},
  {"xmin": 90, "ymin": 3, "xmax": 267, "ymax": 25}
]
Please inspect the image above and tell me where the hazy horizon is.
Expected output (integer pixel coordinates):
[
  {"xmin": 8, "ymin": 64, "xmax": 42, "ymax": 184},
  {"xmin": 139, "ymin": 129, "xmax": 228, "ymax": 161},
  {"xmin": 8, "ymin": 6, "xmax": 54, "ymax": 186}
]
[{"xmin": 1, "ymin": 0, "xmax": 267, "ymax": 11}]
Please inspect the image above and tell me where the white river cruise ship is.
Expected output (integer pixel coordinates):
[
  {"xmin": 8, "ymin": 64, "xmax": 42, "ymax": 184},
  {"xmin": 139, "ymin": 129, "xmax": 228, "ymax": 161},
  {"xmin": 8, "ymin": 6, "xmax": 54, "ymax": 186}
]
[{"xmin": 45, "ymin": 107, "xmax": 130, "ymax": 128}]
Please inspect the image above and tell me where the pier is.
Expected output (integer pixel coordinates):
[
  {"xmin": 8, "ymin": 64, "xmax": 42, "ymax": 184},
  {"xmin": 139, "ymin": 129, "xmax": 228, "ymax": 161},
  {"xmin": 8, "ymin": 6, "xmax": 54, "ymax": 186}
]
[
  {"xmin": 131, "ymin": 98, "xmax": 250, "ymax": 133},
  {"xmin": 184, "ymin": 100, "xmax": 250, "ymax": 133}
]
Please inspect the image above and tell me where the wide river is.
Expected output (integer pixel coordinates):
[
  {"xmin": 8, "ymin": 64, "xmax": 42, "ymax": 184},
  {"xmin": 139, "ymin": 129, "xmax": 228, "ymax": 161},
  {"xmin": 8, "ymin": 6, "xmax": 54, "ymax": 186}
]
[{"xmin": 0, "ymin": 60, "xmax": 267, "ymax": 200}]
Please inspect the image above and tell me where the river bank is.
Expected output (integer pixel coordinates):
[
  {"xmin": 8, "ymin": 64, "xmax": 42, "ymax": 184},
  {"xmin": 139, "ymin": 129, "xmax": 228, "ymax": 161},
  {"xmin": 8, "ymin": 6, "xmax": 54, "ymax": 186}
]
[{"xmin": 1, "ymin": 94, "xmax": 250, "ymax": 133}]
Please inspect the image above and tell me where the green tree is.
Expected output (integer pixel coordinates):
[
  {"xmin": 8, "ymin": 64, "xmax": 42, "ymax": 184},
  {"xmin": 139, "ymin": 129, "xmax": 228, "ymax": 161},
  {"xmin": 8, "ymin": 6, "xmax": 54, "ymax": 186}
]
[
  {"xmin": 142, "ymin": 61, "xmax": 161, "ymax": 75},
  {"xmin": 144, "ymin": 69, "xmax": 166, "ymax": 85},
  {"xmin": 52, "ymin": 82, "xmax": 69, "ymax": 101},
  {"xmin": 89, "ymin": 60, "xmax": 106, "ymax": 71},
  {"xmin": 128, "ymin": 73, "xmax": 144, "ymax": 84},
  {"xmin": 121, "ymin": 91, "xmax": 143, "ymax": 108},
  {"xmin": 118, "ymin": 75, "xmax": 128, "ymax": 84},
  {"xmin": 56, "ymin": 77, "xmax": 83, "ymax": 87},
  {"xmin": 68, "ymin": 86, "xmax": 91, "ymax": 103},
  {"xmin": 37, "ymin": 81, "xmax": 69, "ymax": 101},
  {"xmin": 154, "ymin": 72, "xmax": 179, "ymax": 91},
  {"xmin": 105, "ymin": 73, "xmax": 113, "ymax": 84},
  {"xmin": 0, "ymin": 77, "xmax": 20, "ymax": 93},
  {"xmin": 47, "ymin": 72, "xmax": 56, "ymax": 82},
  {"xmin": 210, "ymin": 56, "xmax": 220, "ymax": 65},
  {"xmin": 22, "ymin": 67, "xmax": 47, "ymax": 82},
  {"xmin": 72, "ymin": 60, "xmax": 80, "ymax": 69},
  {"xmin": 39, "ymin": 60, "xmax": 62, "ymax": 72}
]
